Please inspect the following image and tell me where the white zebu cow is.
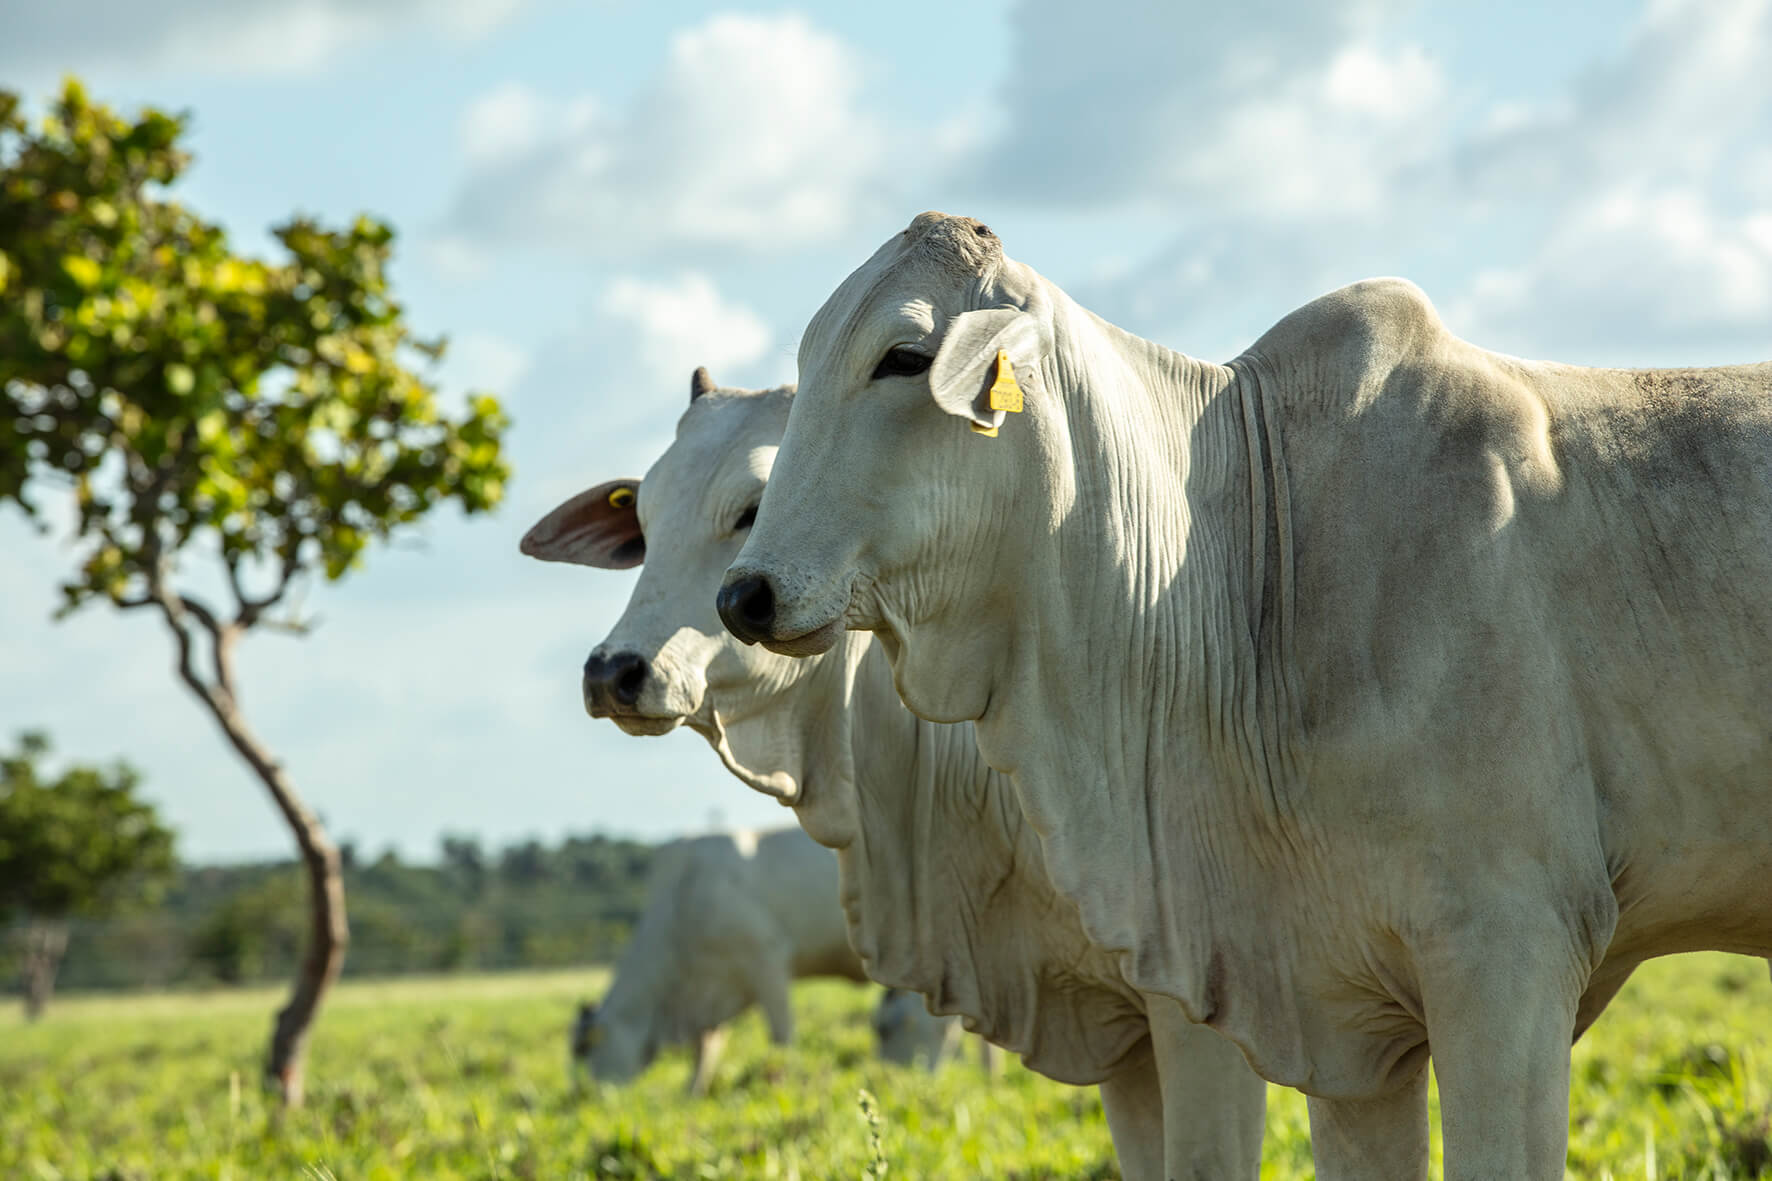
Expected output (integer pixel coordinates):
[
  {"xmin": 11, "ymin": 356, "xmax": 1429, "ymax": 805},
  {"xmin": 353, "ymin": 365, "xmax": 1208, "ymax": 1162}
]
[
  {"xmin": 717, "ymin": 212, "xmax": 1772, "ymax": 1179},
  {"xmin": 872, "ymin": 988, "xmax": 961, "ymax": 1070},
  {"xmin": 570, "ymin": 826, "xmax": 867, "ymax": 1094},
  {"xmin": 523, "ymin": 373, "xmax": 1266, "ymax": 1178}
]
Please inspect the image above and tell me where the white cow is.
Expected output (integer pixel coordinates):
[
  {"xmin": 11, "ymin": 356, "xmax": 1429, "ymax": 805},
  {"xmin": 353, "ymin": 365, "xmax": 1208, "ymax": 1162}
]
[
  {"xmin": 716, "ymin": 212, "xmax": 1772, "ymax": 1179},
  {"xmin": 872, "ymin": 987, "xmax": 997, "ymax": 1072},
  {"xmin": 569, "ymin": 826, "xmax": 867, "ymax": 1095},
  {"xmin": 523, "ymin": 372, "xmax": 1267, "ymax": 1178}
]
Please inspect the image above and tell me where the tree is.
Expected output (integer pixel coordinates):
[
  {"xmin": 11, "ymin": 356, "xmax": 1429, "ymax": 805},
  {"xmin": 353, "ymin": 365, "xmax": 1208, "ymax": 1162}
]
[
  {"xmin": 440, "ymin": 833, "xmax": 487, "ymax": 898},
  {"xmin": 0, "ymin": 81, "xmax": 510, "ymax": 1104},
  {"xmin": 187, "ymin": 867, "xmax": 305, "ymax": 985},
  {"xmin": 0, "ymin": 732, "xmax": 175, "ymax": 1017}
]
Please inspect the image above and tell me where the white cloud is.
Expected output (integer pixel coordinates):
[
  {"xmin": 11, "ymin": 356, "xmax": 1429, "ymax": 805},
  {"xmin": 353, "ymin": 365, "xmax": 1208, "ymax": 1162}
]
[
  {"xmin": 479, "ymin": 270, "xmax": 780, "ymax": 524},
  {"xmin": 442, "ymin": 333, "xmax": 531, "ymax": 397},
  {"xmin": 1451, "ymin": 188, "xmax": 1772, "ymax": 362},
  {"xmin": 444, "ymin": 13, "xmax": 887, "ymax": 257},
  {"xmin": 594, "ymin": 273, "xmax": 773, "ymax": 387},
  {"xmin": 1452, "ymin": 0, "xmax": 1772, "ymax": 207},
  {"xmin": 978, "ymin": 0, "xmax": 1436, "ymax": 215},
  {"xmin": 459, "ymin": 84, "xmax": 551, "ymax": 166},
  {"xmin": 1323, "ymin": 44, "xmax": 1443, "ymax": 117},
  {"xmin": 1169, "ymin": 42, "xmax": 1447, "ymax": 219},
  {"xmin": 1001, "ymin": 0, "xmax": 1772, "ymax": 367},
  {"xmin": 0, "ymin": 0, "xmax": 526, "ymax": 78},
  {"xmin": 1430, "ymin": 0, "xmax": 1772, "ymax": 361},
  {"xmin": 415, "ymin": 234, "xmax": 495, "ymax": 284}
]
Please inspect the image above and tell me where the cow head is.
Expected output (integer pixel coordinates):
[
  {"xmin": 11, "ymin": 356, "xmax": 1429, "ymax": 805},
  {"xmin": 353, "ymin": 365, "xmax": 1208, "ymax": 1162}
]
[
  {"xmin": 523, "ymin": 370, "xmax": 865, "ymax": 830},
  {"xmin": 871, "ymin": 987, "xmax": 952, "ymax": 1069},
  {"xmin": 719, "ymin": 212, "xmax": 1061, "ymax": 723},
  {"xmin": 567, "ymin": 997, "xmax": 657, "ymax": 1084}
]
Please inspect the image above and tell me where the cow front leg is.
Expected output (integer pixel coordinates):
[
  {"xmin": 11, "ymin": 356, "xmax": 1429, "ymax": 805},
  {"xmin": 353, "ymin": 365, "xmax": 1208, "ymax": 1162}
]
[
  {"xmin": 1306, "ymin": 1067, "xmax": 1430, "ymax": 1181},
  {"xmin": 1097, "ymin": 1040, "xmax": 1166, "ymax": 1181},
  {"xmin": 753, "ymin": 966, "xmax": 794, "ymax": 1046},
  {"xmin": 1423, "ymin": 945, "xmax": 1582, "ymax": 1181},
  {"xmin": 687, "ymin": 1026, "xmax": 726, "ymax": 1096},
  {"xmin": 1148, "ymin": 998, "xmax": 1266, "ymax": 1179}
]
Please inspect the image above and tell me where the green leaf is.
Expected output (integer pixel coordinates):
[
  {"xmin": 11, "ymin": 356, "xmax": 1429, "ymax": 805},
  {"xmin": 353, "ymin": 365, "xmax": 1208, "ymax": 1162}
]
[
  {"xmin": 61, "ymin": 254, "xmax": 101, "ymax": 288},
  {"xmin": 164, "ymin": 363, "xmax": 195, "ymax": 395}
]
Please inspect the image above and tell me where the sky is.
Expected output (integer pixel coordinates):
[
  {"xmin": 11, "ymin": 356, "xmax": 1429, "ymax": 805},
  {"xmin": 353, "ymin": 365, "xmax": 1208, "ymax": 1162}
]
[{"xmin": 2, "ymin": 0, "xmax": 1769, "ymax": 863}]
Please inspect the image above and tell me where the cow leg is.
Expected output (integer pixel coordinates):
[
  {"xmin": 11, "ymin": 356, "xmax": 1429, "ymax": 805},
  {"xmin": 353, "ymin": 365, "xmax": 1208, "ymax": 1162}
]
[
  {"xmin": 1097, "ymin": 1041, "xmax": 1166, "ymax": 1181},
  {"xmin": 923, "ymin": 1015, "xmax": 960, "ymax": 1070},
  {"xmin": 1148, "ymin": 999, "xmax": 1267, "ymax": 1179},
  {"xmin": 687, "ymin": 1026, "xmax": 726, "ymax": 1097},
  {"xmin": 1306, "ymin": 1068, "xmax": 1430, "ymax": 1181},
  {"xmin": 754, "ymin": 966, "xmax": 794, "ymax": 1046},
  {"xmin": 1422, "ymin": 950, "xmax": 1581, "ymax": 1181}
]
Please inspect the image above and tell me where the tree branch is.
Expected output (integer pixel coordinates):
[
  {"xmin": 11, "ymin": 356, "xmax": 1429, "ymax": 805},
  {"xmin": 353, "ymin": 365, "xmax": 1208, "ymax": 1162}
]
[
  {"xmin": 139, "ymin": 558, "xmax": 238, "ymax": 706},
  {"xmin": 231, "ymin": 550, "xmax": 302, "ymax": 630}
]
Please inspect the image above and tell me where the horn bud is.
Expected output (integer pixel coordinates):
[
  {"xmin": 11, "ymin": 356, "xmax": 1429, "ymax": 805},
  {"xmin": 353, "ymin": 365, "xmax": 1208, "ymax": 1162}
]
[{"xmin": 690, "ymin": 366, "xmax": 716, "ymax": 402}]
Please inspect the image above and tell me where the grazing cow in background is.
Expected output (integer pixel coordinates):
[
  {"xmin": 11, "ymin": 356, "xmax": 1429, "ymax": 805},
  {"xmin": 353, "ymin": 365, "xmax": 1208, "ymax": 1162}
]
[
  {"xmin": 568, "ymin": 826, "xmax": 867, "ymax": 1095},
  {"xmin": 523, "ymin": 372, "xmax": 1267, "ymax": 1179},
  {"xmin": 872, "ymin": 988, "xmax": 1001, "ymax": 1074},
  {"xmin": 715, "ymin": 210, "xmax": 1772, "ymax": 1179}
]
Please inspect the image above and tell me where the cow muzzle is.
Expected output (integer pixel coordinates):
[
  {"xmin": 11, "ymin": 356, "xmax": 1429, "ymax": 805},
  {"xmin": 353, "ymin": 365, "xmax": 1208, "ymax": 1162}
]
[
  {"xmin": 582, "ymin": 649, "xmax": 673, "ymax": 730},
  {"xmin": 716, "ymin": 571, "xmax": 844, "ymax": 657}
]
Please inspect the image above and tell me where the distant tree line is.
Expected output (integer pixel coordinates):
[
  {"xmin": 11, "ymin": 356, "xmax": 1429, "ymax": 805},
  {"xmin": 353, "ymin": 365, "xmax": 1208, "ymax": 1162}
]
[{"xmin": 2, "ymin": 832, "xmax": 654, "ymax": 995}]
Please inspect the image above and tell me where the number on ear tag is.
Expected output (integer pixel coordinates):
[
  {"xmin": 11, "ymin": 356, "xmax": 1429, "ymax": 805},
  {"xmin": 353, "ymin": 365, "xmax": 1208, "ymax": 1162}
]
[{"xmin": 987, "ymin": 350, "xmax": 1023, "ymax": 414}]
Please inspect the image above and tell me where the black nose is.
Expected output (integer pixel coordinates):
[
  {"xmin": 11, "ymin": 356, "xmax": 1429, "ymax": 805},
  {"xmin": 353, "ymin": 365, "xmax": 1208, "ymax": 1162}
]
[
  {"xmin": 717, "ymin": 574, "xmax": 776, "ymax": 644},
  {"xmin": 582, "ymin": 650, "xmax": 649, "ymax": 715}
]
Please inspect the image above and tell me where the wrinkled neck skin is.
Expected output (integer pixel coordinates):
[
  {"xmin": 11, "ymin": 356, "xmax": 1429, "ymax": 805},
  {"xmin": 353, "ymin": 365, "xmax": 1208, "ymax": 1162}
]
[
  {"xmin": 705, "ymin": 630, "xmax": 1147, "ymax": 1083},
  {"xmin": 892, "ymin": 282, "xmax": 1303, "ymax": 1075},
  {"xmin": 691, "ymin": 634, "xmax": 867, "ymax": 848},
  {"xmin": 839, "ymin": 642, "xmax": 1148, "ymax": 1083}
]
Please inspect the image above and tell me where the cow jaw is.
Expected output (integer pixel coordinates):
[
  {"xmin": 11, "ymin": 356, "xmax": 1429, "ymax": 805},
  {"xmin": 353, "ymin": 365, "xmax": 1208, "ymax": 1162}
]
[
  {"xmin": 610, "ymin": 713, "xmax": 683, "ymax": 737},
  {"xmin": 759, "ymin": 615, "xmax": 845, "ymax": 658}
]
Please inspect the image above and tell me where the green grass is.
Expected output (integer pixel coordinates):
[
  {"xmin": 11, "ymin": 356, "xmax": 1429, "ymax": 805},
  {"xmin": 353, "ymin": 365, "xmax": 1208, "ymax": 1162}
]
[{"xmin": 1, "ymin": 954, "xmax": 1766, "ymax": 1179}]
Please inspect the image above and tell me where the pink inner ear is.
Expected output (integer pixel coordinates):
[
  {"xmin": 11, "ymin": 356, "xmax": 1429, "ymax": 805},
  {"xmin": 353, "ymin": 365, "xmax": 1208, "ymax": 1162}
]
[{"xmin": 519, "ymin": 479, "xmax": 644, "ymax": 569}]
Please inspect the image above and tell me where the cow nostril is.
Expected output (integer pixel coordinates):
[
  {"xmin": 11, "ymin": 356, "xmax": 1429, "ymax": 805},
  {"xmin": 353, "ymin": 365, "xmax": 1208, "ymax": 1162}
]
[
  {"xmin": 738, "ymin": 579, "xmax": 773, "ymax": 628},
  {"xmin": 612, "ymin": 655, "xmax": 648, "ymax": 706},
  {"xmin": 584, "ymin": 650, "xmax": 648, "ymax": 714},
  {"xmin": 717, "ymin": 574, "xmax": 777, "ymax": 642}
]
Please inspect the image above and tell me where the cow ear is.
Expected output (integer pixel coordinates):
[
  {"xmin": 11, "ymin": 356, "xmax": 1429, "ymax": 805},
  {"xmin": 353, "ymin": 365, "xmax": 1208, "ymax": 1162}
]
[
  {"xmin": 520, "ymin": 479, "xmax": 644, "ymax": 569},
  {"xmin": 928, "ymin": 308, "xmax": 1045, "ymax": 435}
]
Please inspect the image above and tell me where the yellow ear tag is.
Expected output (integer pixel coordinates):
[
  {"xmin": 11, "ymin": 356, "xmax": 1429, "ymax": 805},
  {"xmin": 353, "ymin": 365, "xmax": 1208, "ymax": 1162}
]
[
  {"xmin": 608, "ymin": 487, "xmax": 636, "ymax": 510},
  {"xmin": 970, "ymin": 421, "xmax": 999, "ymax": 437},
  {"xmin": 987, "ymin": 350, "xmax": 1024, "ymax": 413}
]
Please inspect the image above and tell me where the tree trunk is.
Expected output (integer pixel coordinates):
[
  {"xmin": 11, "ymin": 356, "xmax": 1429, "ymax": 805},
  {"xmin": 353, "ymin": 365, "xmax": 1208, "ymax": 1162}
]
[
  {"xmin": 184, "ymin": 674, "xmax": 348, "ymax": 1108},
  {"xmin": 145, "ymin": 586, "xmax": 350, "ymax": 1108},
  {"xmin": 20, "ymin": 919, "xmax": 69, "ymax": 1020},
  {"xmin": 263, "ymin": 812, "xmax": 346, "ymax": 1108}
]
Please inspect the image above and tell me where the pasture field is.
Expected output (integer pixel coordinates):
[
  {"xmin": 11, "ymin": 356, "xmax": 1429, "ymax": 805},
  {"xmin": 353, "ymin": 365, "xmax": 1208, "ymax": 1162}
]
[{"xmin": 1, "ymin": 953, "xmax": 1768, "ymax": 1179}]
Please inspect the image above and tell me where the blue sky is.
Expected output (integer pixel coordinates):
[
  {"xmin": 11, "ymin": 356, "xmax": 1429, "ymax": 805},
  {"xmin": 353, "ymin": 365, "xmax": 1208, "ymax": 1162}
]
[{"xmin": 2, "ymin": 0, "xmax": 1769, "ymax": 862}]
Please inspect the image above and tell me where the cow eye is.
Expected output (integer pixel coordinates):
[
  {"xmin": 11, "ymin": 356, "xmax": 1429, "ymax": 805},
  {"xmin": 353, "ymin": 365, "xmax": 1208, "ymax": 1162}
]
[
  {"xmin": 733, "ymin": 504, "xmax": 758, "ymax": 531},
  {"xmin": 871, "ymin": 347, "xmax": 932, "ymax": 379}
]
